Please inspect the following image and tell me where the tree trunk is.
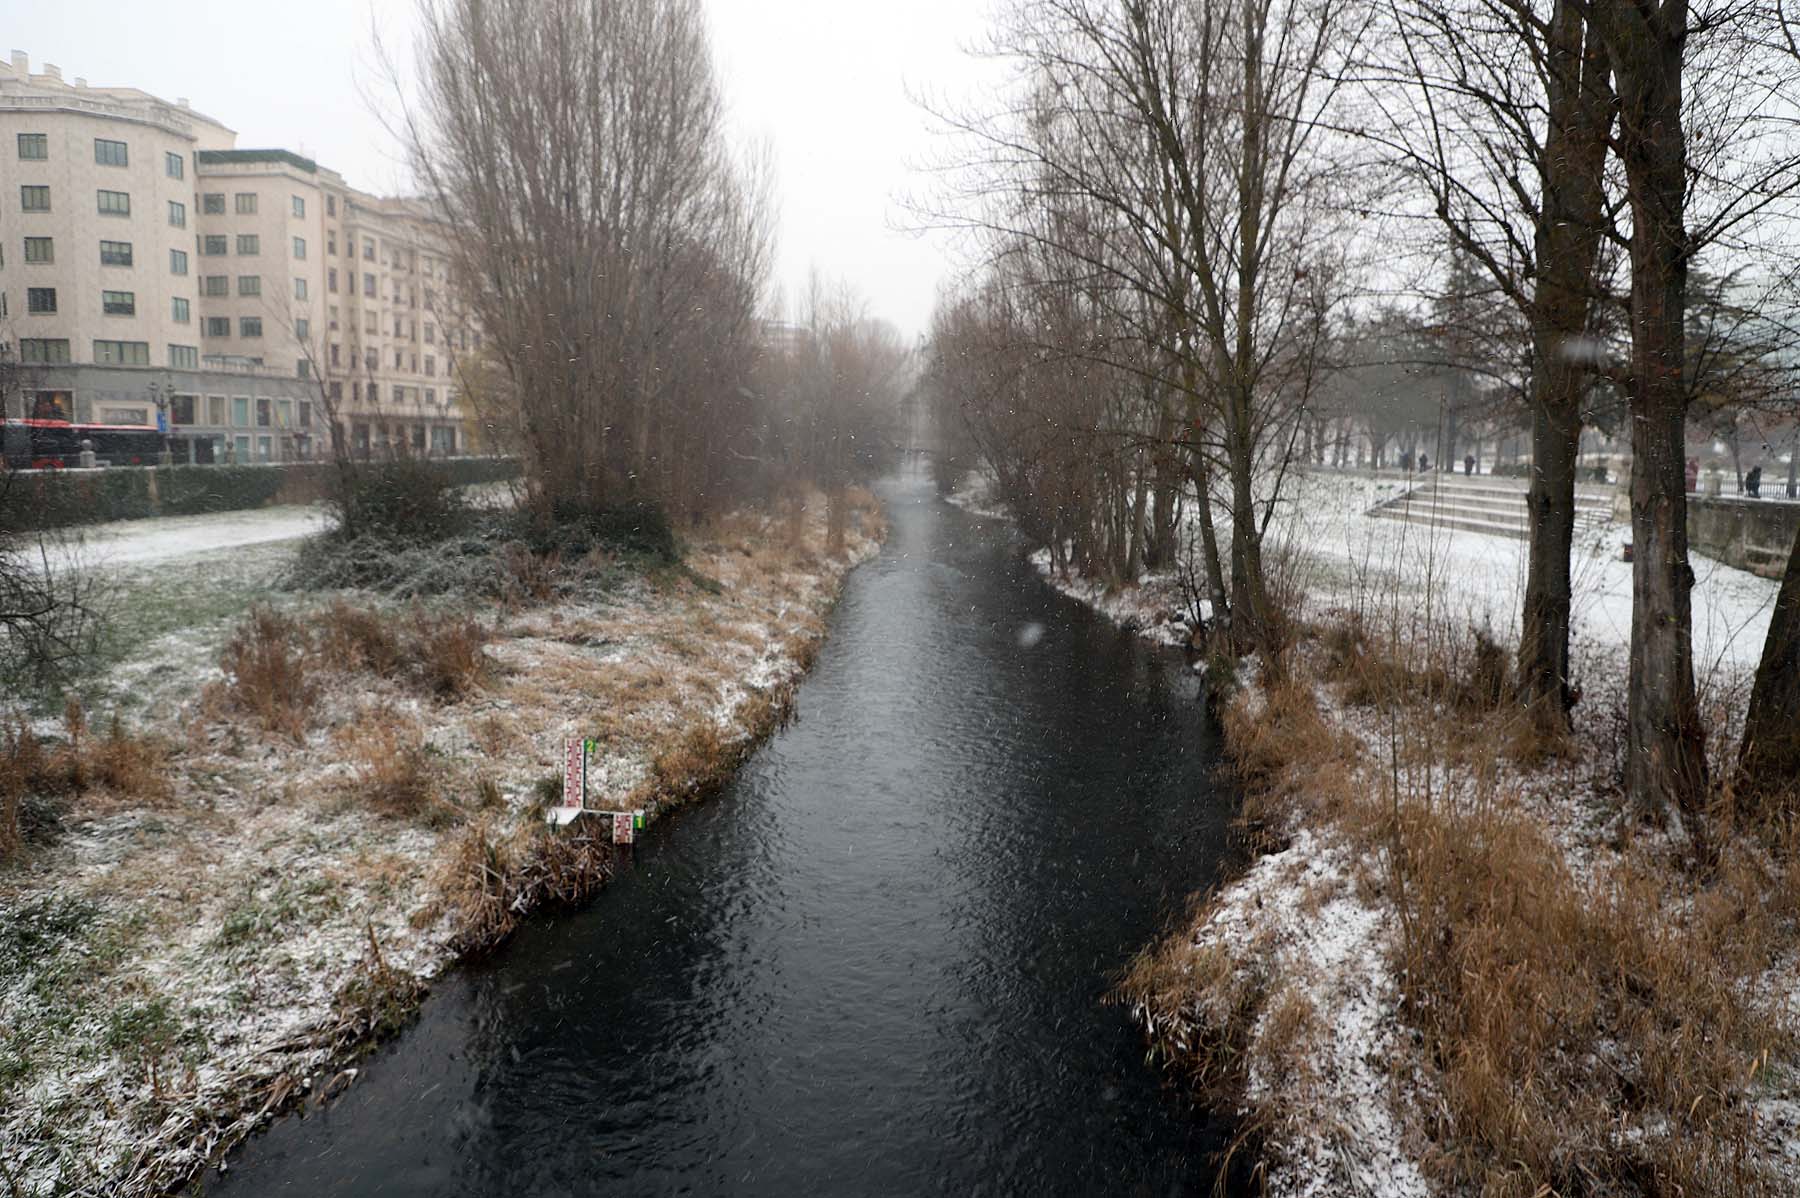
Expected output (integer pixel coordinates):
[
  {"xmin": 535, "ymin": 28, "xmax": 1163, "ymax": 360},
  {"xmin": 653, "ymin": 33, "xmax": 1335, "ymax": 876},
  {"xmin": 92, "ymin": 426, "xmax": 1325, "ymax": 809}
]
[
  {"xmin": 1516, "ymin": 4, "xmax": 1610, "ymax": 725},
  {"xmin": 1603, "ymin": 2, "xmax": 1710, "ymax": 822},
  {"xmin": 1738, "ymin": 519, "xmax": 1800, "ymax": 806}
]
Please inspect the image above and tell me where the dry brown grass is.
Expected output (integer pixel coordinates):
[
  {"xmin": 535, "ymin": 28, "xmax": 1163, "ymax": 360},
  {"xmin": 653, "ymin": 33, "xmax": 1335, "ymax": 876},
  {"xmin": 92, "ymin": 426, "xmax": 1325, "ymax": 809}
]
[
  {"xmin": 0, "ymin": 712, "xmax": 174, "ymax": 858},
  {"xmin": 1144, "ymin": 614, "xmax": 1796, "ymax": 1197},
  {"xmin": 210, "ymin": 606, "xmax": 318, "ymax": 742},
  {"xmin": 338, "ymin": 716, "xmax": 452, "ymax": 825},
  {"xmin": 1388, "ymin": 792, "xmax": 1791, "ymax": 1196},
  {"xmin": 317, "ymin": 600, "xmax": 404, "ymax": 676}
]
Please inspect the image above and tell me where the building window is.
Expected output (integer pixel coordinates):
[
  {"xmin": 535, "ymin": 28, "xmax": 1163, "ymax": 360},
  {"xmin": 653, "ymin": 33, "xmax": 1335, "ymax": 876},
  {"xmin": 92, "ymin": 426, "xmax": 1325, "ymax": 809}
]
[
  {"xmin": 170, "ymin": 248, "xmax": 188, "ymax": 275},
  {"xmin": 200, "ymin": 275, "xmax": 228, "ymax": 297},
  {"xmin": 205, "ymin": 316, "xmax": 230, "ymax": 337},
  {"xmin": 424, "ymin": 387, "xmax": 436, "ymax": 405},
  {"xmin": 207, "ymin": 395, "xmax": 226, "ymax": 424},
  {"xmin": 203, "ymin": 234, "xmax": 228, "ymax": 256},
  {"xmin": 168, "ymin": 199, "xmax": 186, "ymax": 228},
  {"xmin": 294, "ymin": 277, "xmax": 308, "ymax": 301},
  {"xmin": 236, "ymin": 234, "xmax": 259, "ymax": 255},
  {"xmin": 240, "ymin": 316, "xmax": 263, "ymax": 338},
  {"xmin": 169, "ymin": 344, "xmax": 198, "ymax": 370},
  {"xmin": 93, "ymin": 339, "xmax": 150, "ymax": 365},
  {"xmin": 256, "ymin": 398, "xmax": 272, "ymax": 427},
  {"xmin": 424, "ymin": 323, "xmax": 435, "ymax": 344},
  {"xmin": 202, "ymin": 193, "xmax": 225, "ymax": 214},
  {"xmin": 235, "ymin": 193, "xmax": 257, "ymax": 215},
  {"xmin": 329, "ymin": 343, "xmax": 340, "ymax": 366},
  {"xmin": 21, "ymin": 185, "xmax": 50, "ymax": 212},
  {"xmin": 165, "ymin": 151, "xmax": 184, "ymax": 180},
  {"xmin": 172, "ymin": 297, "xmax": 190, "ymax": 323},
  {"xmin": 100, "ymin": 240, "xmax": 133, "ymax": 267},
  {"xmin": 20, "ymin": 338, "xmax": 71, "ymax": 364},
  {"xmin": 327, "ymin": 195, "xmax": 337, "ymax": 217},
  {"xmin": 295, "ymin": 317, "xmax": 310, "ymax": 340},
  {"xmin": 327, "ymin": 267, "xmax": 338, "ymax": 293},
  {"xmin": 425, "ymin": 355, "xmax": 435, "ymax": 377},
  {"xmin": 257, "ymin": 435, "xmax": 272, "ymax": 462},
  {"xmin": 94, "ymin": 138, "xmax": 128, "ymax": 167},
  {"xmin": 17, "ymin": 132, "xmax": 47, "ymax": 160},
  {"xmin": 327, "ymin": 232, "xmax": 337, "ymax": 256},
  {"xmin": 291, "ymin": 195, "xmax": 305, "ymax": 218},
  {"xmin": 171, "ymin": 394, "xmax": 196, "ymax": 423},
  {"xmin": 231, "ymin": 397, "xmax": 249, "ymax": 426},
  {"xmin": 27, "ymin": 287, "xmax": 56, "ymax": 314},
  {"xmin": 292, "ymin": 236, "xmax": 306, "ymax": 260},
  {"xmin": 237, "ymin": 275, "xmax": 261, "ymax": 297},
  {"xmin": 97, "ymin": 189, "xmax": 130, "ymax": 216},
  {"xmin": 102, "ymin": 290, "xmax": 136, "ymax": 316},
  {"xmin": 23, "ymin": 236, "xmax": 52, "ymax": 263},
  {"xmin": 278, "ymin": 399, "xmax": 294, "ymax": 427},
  {"xmin": 363, "ymin": 273, "xmax": 375, "ymax": 297},
  {"xmin": 363, "ymin": 238, "xmax": 375, "ymax": 261}
]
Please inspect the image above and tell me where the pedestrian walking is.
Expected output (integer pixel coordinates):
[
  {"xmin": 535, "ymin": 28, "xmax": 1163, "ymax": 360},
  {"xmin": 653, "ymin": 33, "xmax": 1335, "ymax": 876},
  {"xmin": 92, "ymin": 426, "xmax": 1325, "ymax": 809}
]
[
  {"xmin": 1746, "ymin": 464, "xmax": 1763, "ymax": 498},
  {"xmin": 1464, "ymin": 453, "xmax": 1475, "ymax": 475},
  {"xmin": 1685, "ymin": 457, "xmax": 1700, "ymax": 493},
  {"xmin": 1418, "ymin": 452, "xmax": 1430, "ymax": 473}
]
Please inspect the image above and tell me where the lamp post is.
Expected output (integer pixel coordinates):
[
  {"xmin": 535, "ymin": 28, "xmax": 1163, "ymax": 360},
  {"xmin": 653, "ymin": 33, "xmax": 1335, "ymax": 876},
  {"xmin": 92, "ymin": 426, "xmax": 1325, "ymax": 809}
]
[{"xmin": 146, "ymin": 375, "xmax": 175, "ymax": 465}]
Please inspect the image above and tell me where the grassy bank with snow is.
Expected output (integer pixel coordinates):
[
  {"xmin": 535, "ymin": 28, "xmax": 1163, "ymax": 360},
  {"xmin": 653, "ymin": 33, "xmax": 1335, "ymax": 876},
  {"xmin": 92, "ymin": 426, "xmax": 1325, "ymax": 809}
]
[
  {"xmin": 963, "ymin": 466, "xmax": 1800, "ymax": 1195},
  {"xmin": 0, "ymin": 488, "xmax": 884, "ymax": 1197}
]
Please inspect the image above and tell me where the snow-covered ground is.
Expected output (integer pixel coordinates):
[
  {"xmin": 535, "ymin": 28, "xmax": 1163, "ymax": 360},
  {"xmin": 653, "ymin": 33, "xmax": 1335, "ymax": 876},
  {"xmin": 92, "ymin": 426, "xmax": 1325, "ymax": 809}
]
[
  {"xmin": 0, "ymin": 493, "xmax": 884, "ymax": 1197},
  {"xmin": 69, "ymin": 503, "xmax": 331, "ymax": 569}
]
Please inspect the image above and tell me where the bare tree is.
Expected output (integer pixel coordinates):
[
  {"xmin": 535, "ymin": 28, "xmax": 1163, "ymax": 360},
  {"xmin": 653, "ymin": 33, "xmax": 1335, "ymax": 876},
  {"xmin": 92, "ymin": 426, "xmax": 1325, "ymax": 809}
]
[
  {"xmin": 922, "ymin": 0, "xmax": 1365, "ymax": 652},
  {"xmin": 402, "ymin": 0, "xmax": 773, "ymax": 522}
]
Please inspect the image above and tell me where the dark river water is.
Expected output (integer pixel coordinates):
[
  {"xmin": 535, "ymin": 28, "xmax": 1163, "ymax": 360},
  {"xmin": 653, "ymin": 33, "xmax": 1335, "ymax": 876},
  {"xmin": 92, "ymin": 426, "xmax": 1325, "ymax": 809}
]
[{"xmin": 205, "ymin": 468, "xmax": 1244, "ymax": 1196}]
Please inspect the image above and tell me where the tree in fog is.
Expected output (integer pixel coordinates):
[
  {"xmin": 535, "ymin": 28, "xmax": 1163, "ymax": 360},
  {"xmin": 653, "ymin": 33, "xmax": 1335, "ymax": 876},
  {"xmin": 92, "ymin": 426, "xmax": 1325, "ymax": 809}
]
[
  {"xmin": 406, "ymin": 0, "xmax": 773, "ymax": 519},
  {"xmin": 925, "ymin": 0, "xmax": 1363, "ymax": 651},
  {"xmin": 764, "ymin": 278, "xmax": 912, "ymax": 550}
]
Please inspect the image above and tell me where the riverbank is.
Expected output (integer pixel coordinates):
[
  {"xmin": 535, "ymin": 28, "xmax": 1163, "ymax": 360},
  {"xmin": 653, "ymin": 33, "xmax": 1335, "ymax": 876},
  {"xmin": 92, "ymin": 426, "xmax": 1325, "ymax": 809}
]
[
  {"xmin": 0, "ymin": 488, "xmax": 884, "ymax": 1197},
  {"xmin": 956, "ymin": 468, "xmax": 1800, "ymax": 1195}
]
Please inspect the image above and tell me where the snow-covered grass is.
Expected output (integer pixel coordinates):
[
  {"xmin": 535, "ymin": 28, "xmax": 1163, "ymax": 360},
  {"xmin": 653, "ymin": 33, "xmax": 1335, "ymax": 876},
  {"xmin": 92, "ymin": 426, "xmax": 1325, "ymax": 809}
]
[
  {"xmin": 0, "ymin": 489, "xmax": 884, "ymax": 1198},
  {"xmin": 975, "ymin": 464, "xmax": 1796, "ymax": 1195}
]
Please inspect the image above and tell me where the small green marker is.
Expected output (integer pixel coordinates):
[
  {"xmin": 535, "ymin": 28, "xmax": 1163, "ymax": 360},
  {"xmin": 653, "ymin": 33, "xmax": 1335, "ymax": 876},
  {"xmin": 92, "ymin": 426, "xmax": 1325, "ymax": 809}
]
[{"xmin": 633, "ymin": 811, "xmax": 645, "ymax": 830}]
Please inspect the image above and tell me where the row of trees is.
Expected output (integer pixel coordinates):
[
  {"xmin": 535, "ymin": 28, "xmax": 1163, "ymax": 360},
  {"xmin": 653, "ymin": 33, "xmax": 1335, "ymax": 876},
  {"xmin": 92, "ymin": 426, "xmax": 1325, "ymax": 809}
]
[{"xmin": 923, "ymin": 0, "xmax": 1800, "ymax": 820}]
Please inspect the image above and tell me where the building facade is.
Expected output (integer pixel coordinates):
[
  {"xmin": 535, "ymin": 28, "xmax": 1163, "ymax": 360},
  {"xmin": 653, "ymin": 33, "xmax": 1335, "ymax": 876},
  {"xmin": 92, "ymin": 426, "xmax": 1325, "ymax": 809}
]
[{"xmin": 0, "ymin": 50, "xmax": 477, "ymax": 464}]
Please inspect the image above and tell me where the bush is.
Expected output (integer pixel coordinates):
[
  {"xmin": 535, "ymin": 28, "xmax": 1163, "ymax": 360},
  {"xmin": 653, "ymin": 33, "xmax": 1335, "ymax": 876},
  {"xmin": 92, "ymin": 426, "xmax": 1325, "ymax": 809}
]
[
  {"xmin": 210, "ymin": 606, "xmax": 317, "ymax": 741},
  {"xmin": 535, "ymin": 499, "xmax": 681, "ymax": 563},
  {"xmin": 334, "ymin": 458, "xmax": 470, "ymax": 541}
]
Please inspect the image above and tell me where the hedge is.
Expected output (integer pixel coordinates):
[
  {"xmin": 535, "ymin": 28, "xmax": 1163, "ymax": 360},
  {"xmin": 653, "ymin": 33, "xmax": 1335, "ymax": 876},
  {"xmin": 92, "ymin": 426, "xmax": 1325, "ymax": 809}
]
[{"xmin": 0, "ymin": 458, "xmax": 519, "ymax": 532}]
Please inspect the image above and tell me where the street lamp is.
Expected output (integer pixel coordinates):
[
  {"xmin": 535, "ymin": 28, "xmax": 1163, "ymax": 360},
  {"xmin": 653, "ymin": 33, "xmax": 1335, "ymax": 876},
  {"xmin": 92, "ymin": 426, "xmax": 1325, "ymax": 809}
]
[{"xmin": 145, "ymin": 375, "xmax": 175, "ymax": 465}]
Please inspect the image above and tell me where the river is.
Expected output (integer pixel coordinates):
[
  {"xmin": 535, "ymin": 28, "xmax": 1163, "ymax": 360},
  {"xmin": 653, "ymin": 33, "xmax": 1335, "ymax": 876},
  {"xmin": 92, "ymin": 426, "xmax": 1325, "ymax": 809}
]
[{"xmin": 204, "ymin": 468, "xmax": 1245, "ymax": 1196}]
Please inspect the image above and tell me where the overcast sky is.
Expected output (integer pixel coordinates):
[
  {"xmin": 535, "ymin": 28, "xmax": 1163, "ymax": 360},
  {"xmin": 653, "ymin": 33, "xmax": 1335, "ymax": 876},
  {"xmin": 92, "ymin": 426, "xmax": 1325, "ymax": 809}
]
[{"xmin": 6, "ymin": 0, "xmax": 1002, "ymax": 338}]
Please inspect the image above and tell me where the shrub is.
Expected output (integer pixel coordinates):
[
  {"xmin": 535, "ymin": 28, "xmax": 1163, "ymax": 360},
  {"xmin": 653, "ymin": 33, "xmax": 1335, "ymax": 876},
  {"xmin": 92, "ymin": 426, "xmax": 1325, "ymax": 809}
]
[
  {"xmin": 535, "ymin": 499, "xmax": 681, "ymax": 563},
  {"xmin": 408, "ymin": 611, "xmax": 491, "ymax": 699},
  {"xmin": 212, "ymin": 606, "xmax": 317, "ymax": 741},
  {"xmin": 334, "ymin": 457, "xmax": 470, "ymax": 541},
  {"xmin": 318, "ymin": 600, "xmax": 404, "ymax": 676},
  {"xmin": 344, "ymin": 719, "xmax": 448, "ymax": 824}
]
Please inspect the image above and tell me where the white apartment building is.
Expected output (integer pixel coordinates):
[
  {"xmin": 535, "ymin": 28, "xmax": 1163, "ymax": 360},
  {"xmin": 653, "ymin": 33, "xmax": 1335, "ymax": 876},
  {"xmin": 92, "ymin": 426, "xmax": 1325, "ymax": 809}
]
[{"xmin": 0, "ymin": 50, "xmax": 478, "ymax": 463}]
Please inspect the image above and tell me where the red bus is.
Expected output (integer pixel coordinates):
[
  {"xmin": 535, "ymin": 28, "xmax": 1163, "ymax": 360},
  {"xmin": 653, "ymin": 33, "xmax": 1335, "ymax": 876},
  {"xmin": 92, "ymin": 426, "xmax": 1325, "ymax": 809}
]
[{"xmin": 2, "ymin": 419, "xmax": 167, "ymax": 470}]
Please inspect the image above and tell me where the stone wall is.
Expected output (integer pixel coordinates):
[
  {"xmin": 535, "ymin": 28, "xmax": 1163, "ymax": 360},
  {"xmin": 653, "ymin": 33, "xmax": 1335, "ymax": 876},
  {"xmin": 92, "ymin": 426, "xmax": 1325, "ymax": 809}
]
[{"xmin": 1687, "ymin": 495, "xmax": 1800, "ymax": 579}]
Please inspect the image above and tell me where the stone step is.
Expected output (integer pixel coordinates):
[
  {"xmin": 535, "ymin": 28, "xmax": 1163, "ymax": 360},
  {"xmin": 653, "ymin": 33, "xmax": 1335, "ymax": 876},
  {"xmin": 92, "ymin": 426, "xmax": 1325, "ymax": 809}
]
[{"xmin": 1416, "ymin": 481, "xmax": 1613, "ymax": 511}]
